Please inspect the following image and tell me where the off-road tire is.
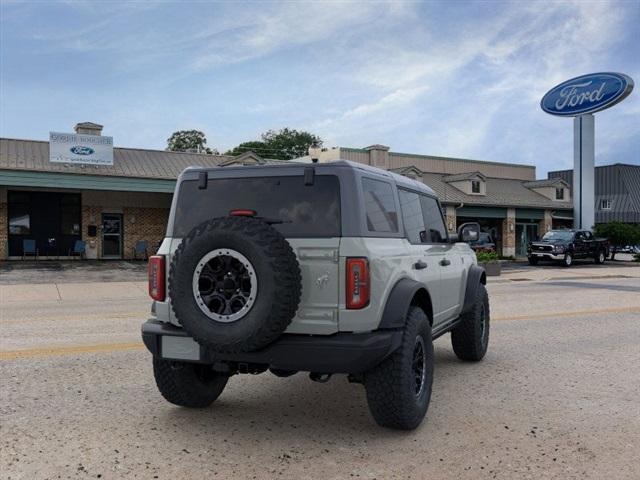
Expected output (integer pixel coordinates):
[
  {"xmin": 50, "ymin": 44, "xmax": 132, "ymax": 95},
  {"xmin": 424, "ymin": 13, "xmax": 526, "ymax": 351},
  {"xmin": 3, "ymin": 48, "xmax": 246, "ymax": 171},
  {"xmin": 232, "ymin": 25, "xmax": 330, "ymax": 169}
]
[
  {"xmin": 364, "ymin": 307, "xmax": 434, "ymax": 430},
  {"xmin": 528, "ymin": 256, "xmax": 539, "ymax": 266},
  {"xmin": 594, "ymin": 250, "xmax": 606, "ymax": 264},
  {"xmin": 562, "ymin": 253, "xmax": 573, "ymax": 267},
  {"xmin": 169, "ymin": 216, "xmax": 301, "ymax": 353},
  {"xmin": 451, "ymin": 283, "xmax": 490, "ymax": 361},
  {"xmin": 153, "ymin": 358, "xmax": 228, "ymax": 408}
]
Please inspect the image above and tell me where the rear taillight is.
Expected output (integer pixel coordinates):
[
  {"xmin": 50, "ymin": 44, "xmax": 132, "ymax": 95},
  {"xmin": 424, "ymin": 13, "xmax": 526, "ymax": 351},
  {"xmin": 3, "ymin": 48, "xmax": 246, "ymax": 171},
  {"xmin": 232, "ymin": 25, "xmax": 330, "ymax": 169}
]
[
  {"xmin": 148, "ymin": 255, "xmax": 166, "ymax": 301},
  {"xmin": 346, "ymin": 257, "xmax": 370, "ymax": 309}
]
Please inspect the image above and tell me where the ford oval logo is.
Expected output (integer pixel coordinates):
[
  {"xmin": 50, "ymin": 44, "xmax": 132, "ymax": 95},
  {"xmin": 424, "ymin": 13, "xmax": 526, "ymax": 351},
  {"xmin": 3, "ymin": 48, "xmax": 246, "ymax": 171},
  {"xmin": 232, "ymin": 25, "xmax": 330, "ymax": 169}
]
[
  {"xmin": 541, "ymin": 72, "xmax": 633, "ymax": 116},
  {"xmin": 70, "ymin": 146, "xmax": 95, "ymax": 155}
]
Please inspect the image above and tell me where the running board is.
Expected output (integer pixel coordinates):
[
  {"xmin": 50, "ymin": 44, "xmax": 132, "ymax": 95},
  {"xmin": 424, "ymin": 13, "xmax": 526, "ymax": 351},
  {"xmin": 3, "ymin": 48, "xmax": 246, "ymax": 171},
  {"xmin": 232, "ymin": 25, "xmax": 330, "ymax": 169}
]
[{"xmin": 432, "ymin": 316, "xmax": 461, "ymax": 340}]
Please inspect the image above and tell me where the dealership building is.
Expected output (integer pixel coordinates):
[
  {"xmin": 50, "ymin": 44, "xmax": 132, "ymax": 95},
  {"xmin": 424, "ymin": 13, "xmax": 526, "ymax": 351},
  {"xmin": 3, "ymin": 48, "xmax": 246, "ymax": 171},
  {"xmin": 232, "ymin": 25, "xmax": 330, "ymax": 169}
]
[{"xmin": 2, "ymin": 122, "xmax": 635, "ymax": 261}]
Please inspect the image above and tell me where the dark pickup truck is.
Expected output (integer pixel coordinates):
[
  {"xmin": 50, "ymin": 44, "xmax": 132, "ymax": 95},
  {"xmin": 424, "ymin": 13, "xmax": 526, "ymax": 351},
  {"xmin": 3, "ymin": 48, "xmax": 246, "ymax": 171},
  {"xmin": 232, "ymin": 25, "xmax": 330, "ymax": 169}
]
[{"xmin": 527, "ymin": 230, "xmax": 609, "ymax": 267}]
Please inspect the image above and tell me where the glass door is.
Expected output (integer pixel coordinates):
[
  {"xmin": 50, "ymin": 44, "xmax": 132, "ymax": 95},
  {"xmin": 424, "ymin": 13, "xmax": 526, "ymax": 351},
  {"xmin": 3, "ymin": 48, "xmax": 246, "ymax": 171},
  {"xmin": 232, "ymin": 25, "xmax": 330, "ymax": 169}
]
[
  {"xmin": 102, "ymin": 213, "xmax": 123, "ymax": 259},
  {"xmin": 516, "ymin": 223, "xmax": 539, "ymax": 257}
]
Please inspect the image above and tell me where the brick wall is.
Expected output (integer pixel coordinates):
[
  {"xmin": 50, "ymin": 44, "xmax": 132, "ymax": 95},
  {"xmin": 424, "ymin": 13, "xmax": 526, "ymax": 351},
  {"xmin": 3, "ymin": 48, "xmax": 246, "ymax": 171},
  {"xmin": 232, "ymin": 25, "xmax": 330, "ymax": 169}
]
[
  {"xmin": 0, "ymin": 200, "xmax": 7, "ymax": 261},
  {"xmin": 444, "ymin": 205, "xmax": 457, "ymax": 233},
  {"xmin": 81, "ymin": 205, "xmax": 103, "ymax": 259},
  {"xmin": 122, "ymin": 207, "xmax": 169, "ymax": 259},
  {"xmin": 501, "ymin": 208, "xmax": 516, "ymax": 257},
  {"xmin": 539, "ymin": 210, "xmax": 553, "ymax": 237}
]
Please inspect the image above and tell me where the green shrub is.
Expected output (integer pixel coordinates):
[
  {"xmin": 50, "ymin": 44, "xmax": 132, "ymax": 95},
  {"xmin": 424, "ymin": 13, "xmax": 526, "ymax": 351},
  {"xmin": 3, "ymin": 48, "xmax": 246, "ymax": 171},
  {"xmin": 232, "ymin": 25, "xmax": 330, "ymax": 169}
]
[
  {"xmin": 476, "ymin": 251, "xmax": 499, "ymax": 263},
  {"xmin": 594, "ymin": 222, "xmax": 640, "ymax": 260}
]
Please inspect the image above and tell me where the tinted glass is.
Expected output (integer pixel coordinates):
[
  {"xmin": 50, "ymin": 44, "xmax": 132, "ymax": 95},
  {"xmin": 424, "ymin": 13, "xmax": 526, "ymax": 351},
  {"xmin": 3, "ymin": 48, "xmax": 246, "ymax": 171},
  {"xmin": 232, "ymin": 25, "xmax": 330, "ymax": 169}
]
[
  {"xmin": 542, "ymin": 231, "xmax": 573, "ymax": 241},
  {"xmin": 9, "ymin": 206, "xmax": 30, "ymax": 234},
  {"xmin": 420, "ymin": 196, "xmax": 447, "ymax": 243},
  {"xmin": 173, "ymin": 175, "xmax": 341, "ymax": 238},
  {"xmin": 362, "ymin": 178, "xmax": 398, "ymax": 233},
  {"xmin": 398, "ymin": 189, "xmax": 425, "ymax": 243},
  {"xmin": 61, "ymin": 205, "xmax": 81, "ymax": 235}
]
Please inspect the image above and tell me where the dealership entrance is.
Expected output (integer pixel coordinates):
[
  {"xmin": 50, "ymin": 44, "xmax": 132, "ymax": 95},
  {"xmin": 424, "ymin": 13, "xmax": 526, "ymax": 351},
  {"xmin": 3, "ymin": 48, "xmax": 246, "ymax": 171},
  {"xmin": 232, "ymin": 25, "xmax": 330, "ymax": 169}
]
[
  {"xmin": 101, "ymin": 213, "xmax": 123, "ymax": 259},
  {"xmin": 516, "ymin": 222, "xmax": 539, "ymax": 257}
]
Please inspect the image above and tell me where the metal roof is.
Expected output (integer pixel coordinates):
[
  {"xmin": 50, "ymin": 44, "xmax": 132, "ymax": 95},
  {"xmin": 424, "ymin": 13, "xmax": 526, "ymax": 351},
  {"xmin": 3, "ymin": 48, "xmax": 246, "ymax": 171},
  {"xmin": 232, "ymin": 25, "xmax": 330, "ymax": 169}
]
[
  {"xmin": 442, "ymin": 171, "xmax": 486, "ymax": 182},
  {"xmin": 0, "ymin": 137, "xmax": 231, "ymax": 180},
  {"xmin": 523, "ymin": 178, "xmax": 568, "ymax": 188},
  {"xmin": 420, "ymin": 172, "xmax": 573, "ymax": 210}
]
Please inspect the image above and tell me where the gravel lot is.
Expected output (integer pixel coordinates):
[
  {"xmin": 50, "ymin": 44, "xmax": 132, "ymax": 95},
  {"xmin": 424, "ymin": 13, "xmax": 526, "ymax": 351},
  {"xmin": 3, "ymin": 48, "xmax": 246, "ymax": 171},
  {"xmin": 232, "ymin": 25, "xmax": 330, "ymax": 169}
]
[{"xmin": 1, "ymin": 262, "xmax": 639, "ymax": 479}]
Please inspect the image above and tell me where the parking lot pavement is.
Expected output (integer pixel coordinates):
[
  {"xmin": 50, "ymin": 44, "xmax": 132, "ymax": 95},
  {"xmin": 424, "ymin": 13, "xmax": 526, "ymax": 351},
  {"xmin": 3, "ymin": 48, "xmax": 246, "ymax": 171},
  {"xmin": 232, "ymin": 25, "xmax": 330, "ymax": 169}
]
[
  {"xmin": 0, "ymin": 260, "xmax": 147, "ymax": 285},
  {"xmin": 1, "ymin": 263, "xmax": 639, "ymax": 479}
]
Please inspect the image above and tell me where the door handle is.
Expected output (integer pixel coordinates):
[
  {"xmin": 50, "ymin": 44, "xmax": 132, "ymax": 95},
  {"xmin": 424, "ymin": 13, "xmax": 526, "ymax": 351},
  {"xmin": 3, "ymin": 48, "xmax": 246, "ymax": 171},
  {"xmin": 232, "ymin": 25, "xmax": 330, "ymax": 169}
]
[
  {"xmin": 440, "ymin": 258, "xmax": 451, "ymax": 266},
  {"xmin": 413, "ymin": 260, "xmax": 428, "ymax": 270}
]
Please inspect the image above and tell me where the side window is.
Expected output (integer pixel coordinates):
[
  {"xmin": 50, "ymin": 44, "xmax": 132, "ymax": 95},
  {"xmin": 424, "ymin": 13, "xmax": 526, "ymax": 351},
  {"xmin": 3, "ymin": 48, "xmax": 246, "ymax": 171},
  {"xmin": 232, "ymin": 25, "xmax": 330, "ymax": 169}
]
[
  {"xmin": 584, "ymin": 231, "xmax": 593, "ymax": 241},
  {"xmin": 420, "ymin": 195, "xmax": 448, "ymax": 243},
  {"xmin": 362, "ymin": 178, "xmax": 398, "ymax": 233},
  {"xmin": 398, "ymin": 189, "xmax": 425, "ymax": 244}
]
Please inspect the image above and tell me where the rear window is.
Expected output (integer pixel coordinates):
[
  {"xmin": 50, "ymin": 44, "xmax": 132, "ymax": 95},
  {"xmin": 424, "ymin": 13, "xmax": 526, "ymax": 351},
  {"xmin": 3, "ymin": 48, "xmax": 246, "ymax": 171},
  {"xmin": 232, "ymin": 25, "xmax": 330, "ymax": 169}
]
[{"xmin": 172, "ymin": 175, "xmax": 341, "ymax": 238}]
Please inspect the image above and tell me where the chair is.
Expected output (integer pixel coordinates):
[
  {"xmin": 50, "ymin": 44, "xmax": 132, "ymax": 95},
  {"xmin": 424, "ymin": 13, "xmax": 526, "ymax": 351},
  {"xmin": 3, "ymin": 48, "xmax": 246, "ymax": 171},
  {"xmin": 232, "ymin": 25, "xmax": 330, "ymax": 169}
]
[
  {"xmin": 68, "ymin": 240, "xmax": 86, "ymax": 260},
  {"xmin": 133, "ymin": 240, "xmax": 149, "ymax": 260},
  {"xmin": 22, "ymin": 239, "xmax": 38, "ymax": 261}
]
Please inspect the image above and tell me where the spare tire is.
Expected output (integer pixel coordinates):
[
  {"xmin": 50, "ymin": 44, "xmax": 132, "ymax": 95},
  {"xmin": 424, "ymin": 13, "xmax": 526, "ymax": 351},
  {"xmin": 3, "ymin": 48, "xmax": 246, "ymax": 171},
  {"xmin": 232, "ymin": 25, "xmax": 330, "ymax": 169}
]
[{"xmin": 169, "ymin": 216, "xmax": 301, "ymax": 353}]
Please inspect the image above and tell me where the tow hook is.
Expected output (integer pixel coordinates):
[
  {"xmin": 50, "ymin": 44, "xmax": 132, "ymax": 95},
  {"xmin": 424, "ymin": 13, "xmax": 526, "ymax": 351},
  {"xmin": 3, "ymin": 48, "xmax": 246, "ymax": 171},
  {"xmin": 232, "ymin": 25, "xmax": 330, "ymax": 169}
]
[{"xmin": 309, "ymin": 372, "xmax": 332, "ymax": 383}]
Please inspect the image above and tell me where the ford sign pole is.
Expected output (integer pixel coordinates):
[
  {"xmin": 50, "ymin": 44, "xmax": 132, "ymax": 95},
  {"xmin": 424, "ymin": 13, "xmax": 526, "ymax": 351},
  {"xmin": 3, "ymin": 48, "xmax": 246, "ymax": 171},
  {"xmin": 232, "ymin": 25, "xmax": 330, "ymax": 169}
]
[
  {"xmin": 541, "ymin": 72, "xmax": 634, "ymax": 230},
  {"xmin": 573, "ymin": 114, "xmax": 595, "ymax": 230}
]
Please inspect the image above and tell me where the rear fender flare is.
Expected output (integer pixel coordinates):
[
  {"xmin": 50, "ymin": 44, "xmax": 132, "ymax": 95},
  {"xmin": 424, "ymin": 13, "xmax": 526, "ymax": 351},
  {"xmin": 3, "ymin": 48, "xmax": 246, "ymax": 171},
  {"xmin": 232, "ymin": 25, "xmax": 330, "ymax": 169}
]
[{"xmin": 378, "ymin": 278, "xmax": 432, "ymax": 329}]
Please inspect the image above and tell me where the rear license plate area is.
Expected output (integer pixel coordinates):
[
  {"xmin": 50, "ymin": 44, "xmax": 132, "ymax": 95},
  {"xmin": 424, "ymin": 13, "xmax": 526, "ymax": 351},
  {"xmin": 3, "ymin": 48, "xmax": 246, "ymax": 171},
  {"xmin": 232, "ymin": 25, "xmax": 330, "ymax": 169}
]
[{"xmin": 161, "ymin": 336, "xmax": 201, "ymax": 361}]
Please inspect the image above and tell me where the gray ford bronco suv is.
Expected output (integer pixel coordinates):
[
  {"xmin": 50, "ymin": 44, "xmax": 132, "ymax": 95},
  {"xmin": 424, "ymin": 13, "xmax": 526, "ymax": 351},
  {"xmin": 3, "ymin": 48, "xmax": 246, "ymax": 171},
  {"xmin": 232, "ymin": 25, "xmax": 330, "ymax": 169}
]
[{"xmin": 142, "ymin": 160, "xmax": 490, "ymax": 430}]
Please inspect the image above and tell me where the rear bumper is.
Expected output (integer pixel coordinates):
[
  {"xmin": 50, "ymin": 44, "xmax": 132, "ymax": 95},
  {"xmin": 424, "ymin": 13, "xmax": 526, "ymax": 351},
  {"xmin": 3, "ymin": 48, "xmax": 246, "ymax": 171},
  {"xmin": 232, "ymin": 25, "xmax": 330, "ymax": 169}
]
[{"xmin": 141, "ymin": 319, "xmax": 402, "ymax": 374}]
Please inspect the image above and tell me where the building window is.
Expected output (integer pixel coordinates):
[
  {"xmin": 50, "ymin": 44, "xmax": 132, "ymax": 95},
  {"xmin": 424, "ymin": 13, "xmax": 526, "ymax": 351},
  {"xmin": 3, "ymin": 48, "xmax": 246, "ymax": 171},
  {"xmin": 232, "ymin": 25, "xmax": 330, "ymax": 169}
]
[
  {"xmin": 471, "ymin": 180, "xmax": 481, "ymax": 194},
  {"xmin": 555, "ymin": 188, "xmax": 564, "ymax": 200},
  {"xmin": 8, "ymin": 192, "xmax": 30, "ymax": 235},
  {"xmin": 601, "ymin": 199, "xmax": 612, "ymax": 210}
]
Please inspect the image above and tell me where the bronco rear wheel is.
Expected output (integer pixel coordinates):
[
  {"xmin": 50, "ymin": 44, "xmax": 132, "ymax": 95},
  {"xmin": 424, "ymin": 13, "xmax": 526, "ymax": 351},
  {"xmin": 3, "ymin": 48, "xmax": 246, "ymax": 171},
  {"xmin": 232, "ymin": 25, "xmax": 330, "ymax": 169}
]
[
  {"xmin": 364, "ymin": 307, "xmax": 434, "ymax": 430},
  {"xmin": 169, "ymin": 216, "xmax": 302, "ymax": 353}
]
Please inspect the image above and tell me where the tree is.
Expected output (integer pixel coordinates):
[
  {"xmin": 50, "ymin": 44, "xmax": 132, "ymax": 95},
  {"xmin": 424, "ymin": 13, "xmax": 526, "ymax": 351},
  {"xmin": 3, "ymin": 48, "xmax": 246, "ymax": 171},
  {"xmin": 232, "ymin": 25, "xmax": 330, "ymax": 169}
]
[
  {"xmin": 593, "ymin": 222, "xmax": 640, "ymax": 260},
  {"xmin": 225, "ymin": 141, "xmax": 269, "ymax": 157},
  {"xmin": 226, "ymin": 128, "xmax": 322, "ymax": 160},
  {"xmin": 167, "ymin": 130, "xmax": 217, "ymax": 154}
]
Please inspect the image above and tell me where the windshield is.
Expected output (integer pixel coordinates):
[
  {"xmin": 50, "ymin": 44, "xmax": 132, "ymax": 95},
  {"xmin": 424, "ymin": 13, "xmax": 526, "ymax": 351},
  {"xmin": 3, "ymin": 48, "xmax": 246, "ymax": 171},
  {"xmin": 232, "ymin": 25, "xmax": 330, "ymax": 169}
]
[
  {"xmin": 172, "ymin": 174, "xmax": 341, "ymax": 238},
  {"xmin": 542, "ymin": 231, "xmax": 574, "ymax": 241}
]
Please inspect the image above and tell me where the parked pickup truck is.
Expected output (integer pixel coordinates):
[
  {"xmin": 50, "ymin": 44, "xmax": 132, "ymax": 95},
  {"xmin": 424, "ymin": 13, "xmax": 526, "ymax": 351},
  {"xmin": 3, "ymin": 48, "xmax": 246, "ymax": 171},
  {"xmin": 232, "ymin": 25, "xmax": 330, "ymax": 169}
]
[{"xmin": 527, "ymin": 229, "xmax": 609, "ymax": 267}]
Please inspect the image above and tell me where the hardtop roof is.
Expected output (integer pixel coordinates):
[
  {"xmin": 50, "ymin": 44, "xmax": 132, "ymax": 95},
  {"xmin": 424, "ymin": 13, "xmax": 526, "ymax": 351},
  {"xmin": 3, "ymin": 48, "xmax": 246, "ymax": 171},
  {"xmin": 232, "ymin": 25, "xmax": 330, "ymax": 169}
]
[{"xmin": 184, "ymin": 159, "xmax": 437, "ymax": 197}]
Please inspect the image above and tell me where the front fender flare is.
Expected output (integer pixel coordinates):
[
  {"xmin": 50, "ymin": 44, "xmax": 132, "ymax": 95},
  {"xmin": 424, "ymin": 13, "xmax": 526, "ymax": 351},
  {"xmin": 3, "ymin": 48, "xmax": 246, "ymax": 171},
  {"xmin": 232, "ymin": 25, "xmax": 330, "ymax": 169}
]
[{"xmin": 462, "ymin": 264, "xmax": 486, "ymax": 314}]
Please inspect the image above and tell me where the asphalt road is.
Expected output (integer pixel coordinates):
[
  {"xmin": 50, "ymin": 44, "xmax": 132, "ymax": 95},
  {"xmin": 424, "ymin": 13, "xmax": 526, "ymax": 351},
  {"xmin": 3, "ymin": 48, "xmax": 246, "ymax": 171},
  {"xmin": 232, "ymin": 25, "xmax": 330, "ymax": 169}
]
[{"xmin": 1, "ymin": 265, "xmax": 640, "ymax": 479}]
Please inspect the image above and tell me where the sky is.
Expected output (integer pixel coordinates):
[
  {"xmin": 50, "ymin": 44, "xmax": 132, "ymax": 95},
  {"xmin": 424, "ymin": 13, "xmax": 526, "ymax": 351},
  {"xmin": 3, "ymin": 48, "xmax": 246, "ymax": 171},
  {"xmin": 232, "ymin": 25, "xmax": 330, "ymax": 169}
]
[{"xmin": 1, "ymin": 0, "xmax": 638, "ymax": 177}]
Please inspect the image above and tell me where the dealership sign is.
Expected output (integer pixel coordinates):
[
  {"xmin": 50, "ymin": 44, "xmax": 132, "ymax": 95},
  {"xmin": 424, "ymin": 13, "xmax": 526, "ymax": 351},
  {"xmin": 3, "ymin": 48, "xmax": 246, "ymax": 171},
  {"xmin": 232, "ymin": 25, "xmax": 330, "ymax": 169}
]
[
  {"xmin": 541, "ymin": 72, "xmax": 634, "ymax": 116},
  {"xmin": 49, "ymin": 132, "xmax": 114, "ymax": 165}
]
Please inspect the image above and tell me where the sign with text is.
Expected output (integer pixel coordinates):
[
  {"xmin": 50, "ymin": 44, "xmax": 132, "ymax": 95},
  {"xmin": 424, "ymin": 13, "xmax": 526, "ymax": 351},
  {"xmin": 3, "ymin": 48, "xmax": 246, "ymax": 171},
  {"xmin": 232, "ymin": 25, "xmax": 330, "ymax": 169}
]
[
  {"xmin": 49, "ymin": 132, "xmax": 114, "ymax": 165},
  {"xmin": 540, "ymin": 72, "xmax": 634, "ymax": 117}
]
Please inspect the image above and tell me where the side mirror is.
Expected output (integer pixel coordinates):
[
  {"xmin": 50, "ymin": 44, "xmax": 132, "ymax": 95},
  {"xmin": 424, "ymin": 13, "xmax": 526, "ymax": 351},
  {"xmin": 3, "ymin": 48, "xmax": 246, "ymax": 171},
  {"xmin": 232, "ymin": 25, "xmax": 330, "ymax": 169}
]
[{"xmin": 458, "ymin": 222, "xmax": 480, "ymax": 243}]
